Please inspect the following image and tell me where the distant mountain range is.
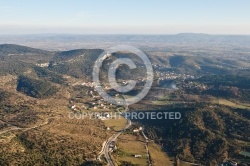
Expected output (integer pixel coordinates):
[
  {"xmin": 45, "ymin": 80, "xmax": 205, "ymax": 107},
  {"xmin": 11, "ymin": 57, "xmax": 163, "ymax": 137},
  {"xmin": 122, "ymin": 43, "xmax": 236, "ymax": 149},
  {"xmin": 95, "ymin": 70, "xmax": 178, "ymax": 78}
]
[
  {"xmin": 1, "ymin": 34, "xmax": 250, "ymax": 51},
  {"xmin": 1, "ymin": 33, "xmax": 250, "ymax": 42}
]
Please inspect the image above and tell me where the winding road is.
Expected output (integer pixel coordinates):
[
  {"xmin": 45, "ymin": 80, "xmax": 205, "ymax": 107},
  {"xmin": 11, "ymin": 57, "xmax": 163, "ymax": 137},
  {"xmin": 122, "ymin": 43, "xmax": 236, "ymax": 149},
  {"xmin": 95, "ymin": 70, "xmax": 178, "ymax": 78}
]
[
  {"xmin": 97, "ymin": 96, "xmax": 131, "ymax": 166},
  {"xmin": 0, "ymin": 117, "xmax": 53, "ymax": 135}
]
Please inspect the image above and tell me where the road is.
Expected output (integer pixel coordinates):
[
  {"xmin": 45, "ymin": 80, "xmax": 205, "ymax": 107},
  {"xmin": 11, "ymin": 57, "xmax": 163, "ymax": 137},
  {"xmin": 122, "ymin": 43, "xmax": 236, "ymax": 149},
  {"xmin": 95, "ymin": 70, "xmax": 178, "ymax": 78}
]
[
  {"xmin": 97, "ymin": 96, "xmax": 131, "ymax": 166},
  {"xmin": 177, "ymin": 157, "xmax": 201, "ymax": 166},
  {"xmin": 0, "ymin": 126, "xmax": 21, "ymax": 135},
  {"xmin": 0, "ymin": 117, "xmax": 53, "ymax": 135}
]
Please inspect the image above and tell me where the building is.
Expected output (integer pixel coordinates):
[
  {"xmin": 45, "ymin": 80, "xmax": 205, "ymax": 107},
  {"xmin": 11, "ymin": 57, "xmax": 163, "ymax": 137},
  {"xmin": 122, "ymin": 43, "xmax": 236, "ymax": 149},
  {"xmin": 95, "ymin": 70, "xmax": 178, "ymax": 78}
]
[
  {"xmin": 133, "ymin": 129, "xmax": 139, "ymax": 132},
  {"xmin": 134, "ymin": 155, "xmax": 142, "ymax": 158}
]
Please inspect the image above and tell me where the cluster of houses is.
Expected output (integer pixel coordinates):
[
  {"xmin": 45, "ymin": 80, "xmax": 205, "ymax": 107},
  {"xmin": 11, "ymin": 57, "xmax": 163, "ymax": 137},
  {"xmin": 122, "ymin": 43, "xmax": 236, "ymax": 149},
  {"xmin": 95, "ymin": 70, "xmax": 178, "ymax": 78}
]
[
  {"xmin": 133, "ymin": 127, "xmax": 143, "ymax": 133},
  {"xmin": 88, "ymin": 97, "xmax": 111, "ymax": 110},
  {"xmin": 181, "ymin": 81, "xmax": 207, "ymax": 90},
  {"xmin": 156, "ymin": 71, "xmax": 195, "ymax": 80},
  {"xmin": 35, "ymin": 63, "xmax": 49, "ymax": 67},
  {"xmin": 69, "ymin": 99, "xmax": 113, "ymax": 112},
  {"xmin": 69, "ymin": 84, "xmax": 115, "ymax": 111},
  {"xmin": 81, "ymin": 82, "xmax": 95, "ymax": 88},
  {"xmin": 95, "ymin": 112, "xmax": 114, "ymax": 120}
]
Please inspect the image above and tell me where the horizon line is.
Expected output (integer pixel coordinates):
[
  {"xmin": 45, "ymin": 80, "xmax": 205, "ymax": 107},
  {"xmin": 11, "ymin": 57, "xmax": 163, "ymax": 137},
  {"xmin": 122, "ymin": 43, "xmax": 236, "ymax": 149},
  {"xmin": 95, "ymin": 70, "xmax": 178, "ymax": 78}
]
[{"xmin": 1, "ymin": 33, "xmax": 250, "ymax": 36}]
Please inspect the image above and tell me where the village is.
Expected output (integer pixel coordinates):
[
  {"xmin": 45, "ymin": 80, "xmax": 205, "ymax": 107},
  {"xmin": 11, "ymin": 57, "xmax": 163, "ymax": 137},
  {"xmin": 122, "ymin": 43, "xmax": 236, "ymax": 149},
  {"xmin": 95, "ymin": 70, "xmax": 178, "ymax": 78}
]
[{"xmin": 156, "ymin": 70, "xmax": 195, "ymax": 80}]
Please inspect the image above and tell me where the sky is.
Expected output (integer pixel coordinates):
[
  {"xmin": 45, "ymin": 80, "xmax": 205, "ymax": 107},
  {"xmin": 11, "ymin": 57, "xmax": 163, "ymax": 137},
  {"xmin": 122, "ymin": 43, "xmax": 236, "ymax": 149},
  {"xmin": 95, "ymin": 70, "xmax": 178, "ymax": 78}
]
[{"xmin": 0, "ymin": 0, "xmax": 250, "ymax": 34}]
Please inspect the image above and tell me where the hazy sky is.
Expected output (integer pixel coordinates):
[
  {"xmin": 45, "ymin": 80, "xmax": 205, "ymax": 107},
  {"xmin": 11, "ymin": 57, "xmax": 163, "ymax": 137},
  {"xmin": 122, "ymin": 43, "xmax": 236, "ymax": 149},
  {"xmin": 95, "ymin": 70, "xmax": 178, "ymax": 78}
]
[{"xmin": 0, "ymin": 0, "xmax": 250, "ymax": 34}]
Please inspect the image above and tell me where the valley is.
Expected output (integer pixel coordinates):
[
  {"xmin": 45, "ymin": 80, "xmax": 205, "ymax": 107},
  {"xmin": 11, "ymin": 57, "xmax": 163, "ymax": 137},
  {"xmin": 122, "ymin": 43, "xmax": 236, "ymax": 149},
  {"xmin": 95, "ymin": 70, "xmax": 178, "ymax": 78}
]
[{"xmin": 0, "ymin": 34, "xmax": 250, "ymax": 166}]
